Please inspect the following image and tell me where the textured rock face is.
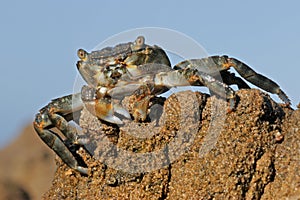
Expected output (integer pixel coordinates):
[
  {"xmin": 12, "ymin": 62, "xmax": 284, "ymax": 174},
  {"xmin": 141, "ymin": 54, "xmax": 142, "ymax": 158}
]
[
  {"xmin": 261, "ymin": 106, "xmax": 300, "ymax": 199},
  {"xmin": 43, "ymin": 89, "xmax": 299, "ymax": 199}
]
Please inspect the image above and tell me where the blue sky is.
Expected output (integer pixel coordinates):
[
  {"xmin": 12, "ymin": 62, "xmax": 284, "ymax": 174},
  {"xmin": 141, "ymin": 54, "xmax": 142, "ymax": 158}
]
[{"xmin": 0, "ymin": 0, "xmax": 299, "ymax": 148}]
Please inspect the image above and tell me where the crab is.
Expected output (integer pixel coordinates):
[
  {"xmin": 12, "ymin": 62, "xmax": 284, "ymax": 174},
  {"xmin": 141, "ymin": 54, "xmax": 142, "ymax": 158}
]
[{"xmin": 33, "ymin": 36, "xmax": 290, "ymax": 174}]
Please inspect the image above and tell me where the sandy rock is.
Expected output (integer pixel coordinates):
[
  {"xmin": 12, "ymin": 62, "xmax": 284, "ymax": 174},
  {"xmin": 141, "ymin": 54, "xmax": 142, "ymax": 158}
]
[
  {"xmin": 261, "ymin": 108, "xmax": 300, "ymax": 199},
  {"xmin": 43, "ymin": 89, "xmax": 299, "ymax": 199}
]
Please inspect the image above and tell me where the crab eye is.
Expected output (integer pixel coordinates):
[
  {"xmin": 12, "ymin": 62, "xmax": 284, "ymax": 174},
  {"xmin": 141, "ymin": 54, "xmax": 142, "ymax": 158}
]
[
  {"xmin": 135, "ymin": 36, "xmax": 145, "ymax": 46},
  {"xmin": 132, "ymin": 36, "xmax": 145, "ymax": 50},
  {"xmin": 77, "ymin": 49, "xmax": 87, "ymax": 60}
]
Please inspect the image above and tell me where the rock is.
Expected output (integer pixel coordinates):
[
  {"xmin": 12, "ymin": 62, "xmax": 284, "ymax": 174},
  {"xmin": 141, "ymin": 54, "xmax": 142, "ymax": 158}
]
[
  {"xmin": 0, "ymin": 179, "xmax": 31, "ymax": 200},
  {"xmin": 261, "ymin": 108, "xmax": 300, "ymax": 199},
  {"xmin": 0, "ymin": 124, "xmax": 56, "ymax": 200},
  {"xmin": 43, "ymin": 89, "xmax": 299, "ymax": 199}
]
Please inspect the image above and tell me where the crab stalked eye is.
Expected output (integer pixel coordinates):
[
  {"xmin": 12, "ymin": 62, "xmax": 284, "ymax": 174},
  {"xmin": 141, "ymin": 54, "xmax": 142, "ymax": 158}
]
[
  {"xmin": 77, "ymin": 49, "xmax": 87, "ymax": 60},
  {"xmin": 131, "ymin": 36, "xmax": 145, "ymax": 51},
  {"xmin": 136, "ymin": 36, "xmax": 145, "ymax": 46}
]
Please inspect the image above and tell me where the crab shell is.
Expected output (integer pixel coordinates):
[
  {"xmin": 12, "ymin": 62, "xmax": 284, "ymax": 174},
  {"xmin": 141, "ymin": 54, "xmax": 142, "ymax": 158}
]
[{"xmin": 76, "ymin": 36, "xmax": 171, "ymax": 90}]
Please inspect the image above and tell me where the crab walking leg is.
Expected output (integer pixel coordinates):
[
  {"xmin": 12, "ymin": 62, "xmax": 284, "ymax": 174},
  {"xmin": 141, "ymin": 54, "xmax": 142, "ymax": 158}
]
[
  {"xmin": 227, "ymin": 57, "xmax": 291, "ymax": 105},
  {"xmin": 174, "ymin": 58, "xmax": 251, "ymax": 90},
  {"xmin": 220, "ymin": 71, "xmax": 251, "ymax": 89},
  {"xmin": 33, "ymin": 93, "xmax": 88, "ymax": 174},
  {"xmin": 154, "ymin": 69, "xmax": 236, "ymax": 109}
]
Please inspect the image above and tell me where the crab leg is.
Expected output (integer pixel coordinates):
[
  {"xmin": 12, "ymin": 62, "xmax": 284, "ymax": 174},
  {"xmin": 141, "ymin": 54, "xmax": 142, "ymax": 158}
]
[
  {"xmin": 33, "ymin": 93, "xmax": 88, "ymax": 174},
  {"xmin": 219, "ymin": 71, "xmax": 251, "ymax": 89},
  {"xmin": 226, "ymin": 57, "xmax": 290, "ymax": 105},
  {"xmin": 154, "ymin": 68, "xmax": 236, "ymax": 110},
  {"xmin": 174, "ymin": 58, "xmax": 251, "ymax": 90},
  {"xmin": 175, "ymin": 56, "xmax": 290, "ymax": 105}
]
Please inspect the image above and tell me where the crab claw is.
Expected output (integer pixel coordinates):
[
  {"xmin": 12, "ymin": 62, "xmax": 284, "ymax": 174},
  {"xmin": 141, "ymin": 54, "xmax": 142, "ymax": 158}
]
[
  {"xmin": 81, "ymin": 85, "xmax": 130, "ymax": 124},
  {"xmin": 114, "ymin": 104, "xmax": 131, "ymax": 119},
  {"xmin": 85, "ymin": 98, "xmax": 131, "ymax": 124},
  {"xmin": 101, "ymin": 111, "xmax": 124, "ymax": 124}
]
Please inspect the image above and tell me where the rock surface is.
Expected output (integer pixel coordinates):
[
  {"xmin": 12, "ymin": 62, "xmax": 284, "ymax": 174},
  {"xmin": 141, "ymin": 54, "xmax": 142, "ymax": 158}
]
[
  {"xmin": 43, "ymin": 89, "xmax": 299, "ymax": 199},
  {"xmin": 0, "ymin": 124, "xmax": 56, "ymax": 200}
]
